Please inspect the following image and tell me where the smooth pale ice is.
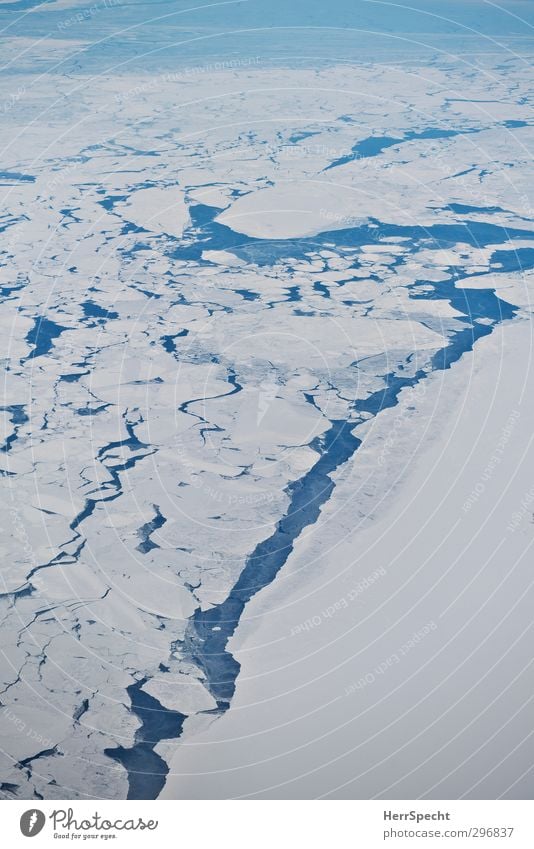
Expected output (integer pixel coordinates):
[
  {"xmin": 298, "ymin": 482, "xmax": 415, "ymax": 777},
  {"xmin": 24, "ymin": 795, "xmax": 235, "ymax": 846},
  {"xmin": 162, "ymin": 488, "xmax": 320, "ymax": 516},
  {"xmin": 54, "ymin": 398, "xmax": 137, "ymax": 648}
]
[{"xmin": 0, "ymin": 0, "xmax": 533, "ymax": 801}]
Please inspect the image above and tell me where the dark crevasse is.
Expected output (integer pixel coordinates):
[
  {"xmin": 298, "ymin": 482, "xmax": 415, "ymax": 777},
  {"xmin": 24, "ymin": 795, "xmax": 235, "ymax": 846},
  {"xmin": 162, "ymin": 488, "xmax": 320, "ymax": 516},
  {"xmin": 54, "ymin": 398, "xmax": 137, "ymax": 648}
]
[
  {"xmin": 322, "ymin": 121, "xmax": 528, "ymax": 172},
  {"xmin": 136, "ymin": 505, "xmax": 167, "ymax": 554},
  {"xmin": 82, "ymin": 301, "xmax": 119, "ymax": 322},
  {"xmin": 26, "ymin": 419, "xmax": 154, "ymax": 581},
  {"xmin": 0, "ymin": 405, "xmax": 28, "ymax": 453},
  {"xmin": 183, "ymin": 419, "xmax": 362, "ymax": 707},
  {"xmin": 323, "ymin": 126, "xmax": 483, "ymax": 170},
  {"xmin": 181, "ymin": 275, "xmax": 517, "ymax": 711},
  {"xmin": 24, "ymin": 316, "xmax": 68, "ymax": 360},
  {"xmin": 0, "ymin": 171, "xmax": 35, "ymax": 182},
  {"xmin": 104, "ymin": 679, "xmax": 186, "ymax": 800},
  {"xmin": 111, "ymin": 211, "xmax": 526, "ymax": 797},
  {"xmin": 161, "ymin": 328, "xmax": 188, "ymax": 354},
  {"xmin": 176, "ymin": 206, "xmax": 533, "ymax": 267}
]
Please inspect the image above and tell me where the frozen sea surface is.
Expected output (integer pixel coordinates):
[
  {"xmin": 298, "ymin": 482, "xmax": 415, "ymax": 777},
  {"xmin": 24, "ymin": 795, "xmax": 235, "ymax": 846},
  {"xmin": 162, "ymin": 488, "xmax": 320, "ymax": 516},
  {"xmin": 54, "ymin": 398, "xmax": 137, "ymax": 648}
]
[{"xmin": 0, "ymin": 0, "xmax": 533, "ymax": 800}]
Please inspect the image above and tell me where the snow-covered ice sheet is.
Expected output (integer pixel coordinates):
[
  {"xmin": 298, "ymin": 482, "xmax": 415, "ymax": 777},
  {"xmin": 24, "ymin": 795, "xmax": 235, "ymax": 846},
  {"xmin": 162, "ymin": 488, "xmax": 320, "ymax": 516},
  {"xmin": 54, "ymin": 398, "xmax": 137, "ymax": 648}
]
[
  {"xmin": 163, "ymin": 318, "xmax": 534, "ymax": 799},
  {"xmin": 0, "ymin": 0, "xmax": 533, "ymax": 801}
]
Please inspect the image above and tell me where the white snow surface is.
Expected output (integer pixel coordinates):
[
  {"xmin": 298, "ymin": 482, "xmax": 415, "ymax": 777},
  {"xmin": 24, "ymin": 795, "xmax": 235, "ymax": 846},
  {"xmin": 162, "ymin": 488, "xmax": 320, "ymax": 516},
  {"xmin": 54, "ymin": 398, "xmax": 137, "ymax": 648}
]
[{"xmin": 0, "ymin": 54, "xmax": 532, "ymax": 800}]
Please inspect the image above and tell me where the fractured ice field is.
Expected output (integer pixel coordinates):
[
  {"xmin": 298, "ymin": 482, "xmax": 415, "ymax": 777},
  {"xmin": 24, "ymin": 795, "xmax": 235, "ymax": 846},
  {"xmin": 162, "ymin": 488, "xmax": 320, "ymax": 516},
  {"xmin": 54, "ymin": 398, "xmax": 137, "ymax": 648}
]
[{"xmin": 0, "ymin": 42, "xmax": 533, "ymax": 800}]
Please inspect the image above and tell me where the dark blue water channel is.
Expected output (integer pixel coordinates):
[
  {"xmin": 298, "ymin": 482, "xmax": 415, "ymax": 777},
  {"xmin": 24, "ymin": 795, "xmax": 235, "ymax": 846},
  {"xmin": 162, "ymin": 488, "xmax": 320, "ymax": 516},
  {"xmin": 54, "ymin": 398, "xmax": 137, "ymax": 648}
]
[
  {"xmin": 24, "ymin": 317, "xmax": 68, "ymax": 360},
  {"xmin": 181, "ymin": 283, "xmax": 517, "ymax": 707},
  {"xmin": 111, "ymin": 205, "xmax": 528, "ymax": 798},
  {"xmin": 324, "ymin": 127, "xmax": 468, "ymax": 170},
  {"xmin": 104, "ymin": 680, "xmax": 186, "ymax": 800}
]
